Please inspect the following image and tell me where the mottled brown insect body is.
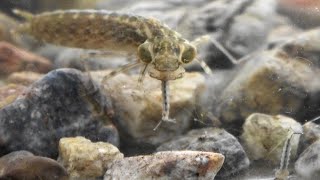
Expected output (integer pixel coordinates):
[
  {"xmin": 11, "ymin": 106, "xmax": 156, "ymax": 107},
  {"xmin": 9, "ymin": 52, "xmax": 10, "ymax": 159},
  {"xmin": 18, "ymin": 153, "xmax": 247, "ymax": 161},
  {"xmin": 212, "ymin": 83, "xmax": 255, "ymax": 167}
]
[
  {"xmin": 26, "ymin": 10, "xmax": 181, "ymax": 53},
  {"xmin": 15, "ymin": 9, "xmax": 202, "ymax": 129}
]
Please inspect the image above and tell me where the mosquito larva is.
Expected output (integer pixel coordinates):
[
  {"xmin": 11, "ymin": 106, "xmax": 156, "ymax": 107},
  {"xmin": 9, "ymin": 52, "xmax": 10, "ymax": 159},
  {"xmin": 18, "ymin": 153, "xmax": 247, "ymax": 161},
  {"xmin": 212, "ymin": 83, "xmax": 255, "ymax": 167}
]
[{"xmin": 13, "ymin": 9, "xmax": 213, "ymax": 130}]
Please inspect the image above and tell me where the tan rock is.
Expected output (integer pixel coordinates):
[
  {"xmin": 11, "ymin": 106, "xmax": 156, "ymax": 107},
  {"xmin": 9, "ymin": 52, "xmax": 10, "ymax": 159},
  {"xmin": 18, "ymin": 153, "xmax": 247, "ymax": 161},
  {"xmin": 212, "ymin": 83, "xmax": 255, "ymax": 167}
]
[
  {"xmin": 7, "ymin": 71, "xmax": 44, "ymax": 85},
  {"xmin": 241, "ymin": 113, "xmax": 302, "ymax": 163},
  {"xmin": 217, "ymin": 44, "xmax": 320, "ymax": 125},
  {"xmin": 0, "ymin": 13, "xmax": 18, "ymax": 44},
  {"xmin": 104, "ymin": 151, "xmax": 224, "ymax": 180},
  {"xmin": 92, "ymin": 71, "xmax": 206, "ymax": 146},
  {"xmin": 0, "ymin": 83, "xmax": 26, "ymax": 108},
  {"xmin": 58, "ymin": 136, "xmax": 123, "ymax": 179}
]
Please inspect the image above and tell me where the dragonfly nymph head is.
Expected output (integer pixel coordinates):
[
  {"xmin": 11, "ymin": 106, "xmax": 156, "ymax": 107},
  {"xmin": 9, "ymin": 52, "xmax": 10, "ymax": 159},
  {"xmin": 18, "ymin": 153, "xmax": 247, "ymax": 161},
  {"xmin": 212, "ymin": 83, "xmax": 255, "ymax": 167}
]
[{"xmin": 138, "ymin": 36, "xmax": 197, "ymax": 81}]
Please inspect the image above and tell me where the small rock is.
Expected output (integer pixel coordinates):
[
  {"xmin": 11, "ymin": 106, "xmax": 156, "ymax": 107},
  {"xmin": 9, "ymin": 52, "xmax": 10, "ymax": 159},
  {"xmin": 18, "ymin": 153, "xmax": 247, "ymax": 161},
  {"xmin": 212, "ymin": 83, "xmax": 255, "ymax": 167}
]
[
  {"xmin": 0, "ymin": 150, "xmax": 68, "ymax": 180},
  {"xmin": 0, "ymin": 13, "xmax": 18, "ymax": 44},
  {"xmin": 298, "ymin": 121, "xmax": 320, "ymax": 154},
  {"xmin": 0, "ymin": 41, "xmax": 52, "ymax": 76},
  {"xmin": 157, "ymin": 127, "xmax": 250, "ymax": 178},
  {"xmin": 58, "ymin": 136, "xmax": 123, "ymax": 179},
  {"xmin": 278, "ymin": 0, "xmax": 320, "ymax": 28},
  {"xmin": 0, "ymin": 83, "xmax": 26, "ymax": 108},
  {"xmin": 184, "ymin": 0, "xmax": 277, "ymax": 68},
  {"xmin": 278, "ymin": 28, "xmax": 320, "ymax": 67},
  {"xmin": 215, "ymin": 30, "xmax": 320, "ymax": 127},
  {"xmin": 92, "ymin": 71, "xmax": 205, "ymax": 154},
  {"xmin": 104, "ymin": 151, "xmax": 224, "ymax": 180},
  {"xmin": 7, "ymin": 71, "xmax": 44, "ymax": 85},
  {"xmin": 241, "ymin": 113, "xmax": 302, "ymax": 163},
  {"xmin": 223, "ymin": 0, "xmax": 277, "ymax": 56},
  {"xmin": 295, "ymin": 139, "xmax": 320, "ymax": 180},
  {"xmin": 0, "ymin": 68, "xmax": 118, "ymax": 157}
]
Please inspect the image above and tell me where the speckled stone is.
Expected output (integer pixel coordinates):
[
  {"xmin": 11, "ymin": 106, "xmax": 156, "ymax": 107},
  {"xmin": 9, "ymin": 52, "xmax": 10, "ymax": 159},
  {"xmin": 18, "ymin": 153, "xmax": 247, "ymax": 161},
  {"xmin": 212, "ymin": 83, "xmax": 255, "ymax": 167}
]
[
  {"xmin": 295, "ymin": 139, "xmax": 320, "ymax": 180},
  {"xmin": 0, "ymin": 68, "xmax": 118, "ymax": 157},
  {"xmin": 215, "ymin": 29, "xmax": 320, "ymax": 129},
  {"xmin": 298, "ymin": 121, "xmax": 320, "ymax": 154},
  {"xmin": 104, "ymin": 151, "xmax": 224, "ymax": 180},
  {"xmin": 241, "ymin": 113, "xmax": 302, "ymax": 163},
  {"xmin": 58, "ymin": 136, "xmax": 123, "ymax": 179},
  {"xmin": 157, "ymin": 127, "xmax": 250, "ymax": 178},
  {"xmin": 92, "ymin": 70, "xmax": 205, "ymax": 155},
  {"xmin": 0, "ymin": 150, "xmax": 68, "ymax": 180}
]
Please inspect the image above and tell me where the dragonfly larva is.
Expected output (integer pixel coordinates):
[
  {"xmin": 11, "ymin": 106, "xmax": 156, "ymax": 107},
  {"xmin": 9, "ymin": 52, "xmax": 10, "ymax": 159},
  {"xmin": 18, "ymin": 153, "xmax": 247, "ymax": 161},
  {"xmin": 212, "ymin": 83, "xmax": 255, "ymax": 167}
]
[{"xmin": 13, "ymin": 9, "xmax": 214, "ymax": 130}]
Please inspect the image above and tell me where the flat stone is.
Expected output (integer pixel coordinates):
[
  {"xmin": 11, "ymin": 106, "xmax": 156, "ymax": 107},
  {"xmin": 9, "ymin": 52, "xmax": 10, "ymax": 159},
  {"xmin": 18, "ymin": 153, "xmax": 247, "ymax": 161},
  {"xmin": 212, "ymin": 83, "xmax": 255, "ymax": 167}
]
[
  {"xmin": 104, "ymin": 151, "xmax": 224, "ymax": 180},
  {"xmin": 0, "ymin": 68, "xmax": 118, "ymax": 157},
  {"xmin": 58, "ymin": 136, "xmax": 123, "ymax": 179},
  {"xmin": 295, "ymin": 139, "xmax": 320, "ymax": 180},
  {"xmin": 0, "ymin": 150, "xmax": 68, "ymax": 180},
  {"xmin": 92, "ymin": 71, "xmax": 205, "ymax": 154},
  {"xmin": 157, "ymin": 127, "xmax": 250, "ymax": 178},
  {"xmin": 241, "ymin": 113, "xmax": 302, "ymax": 163}
]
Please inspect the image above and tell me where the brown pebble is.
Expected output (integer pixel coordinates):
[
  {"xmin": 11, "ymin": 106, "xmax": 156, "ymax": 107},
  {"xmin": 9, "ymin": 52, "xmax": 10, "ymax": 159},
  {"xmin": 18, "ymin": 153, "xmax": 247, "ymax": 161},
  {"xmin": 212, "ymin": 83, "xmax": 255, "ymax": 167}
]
[
  {"xmin": 0, "ymin": 41, "xmax": 52, "ymax": 76},
  {"xmin": 0, "ymin": 151, "xmax": 68, "ymax": 180}
]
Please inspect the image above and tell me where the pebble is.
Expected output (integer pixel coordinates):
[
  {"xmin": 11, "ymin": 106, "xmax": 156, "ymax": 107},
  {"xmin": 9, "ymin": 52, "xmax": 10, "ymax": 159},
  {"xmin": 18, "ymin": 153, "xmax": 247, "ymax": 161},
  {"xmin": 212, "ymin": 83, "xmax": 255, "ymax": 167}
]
[
  {"xmin": 58, "ymin": 136, "xmax": 123, "ymax": 179},
  {"xmin": 0, "ymin": 68, "xmax": 118, "ymax": 157},
  {"xmin": 104, "ymin": 151, "xmax": 224, "ymax": 180},
  {"xmin": 0, "ymin": 12, "xmax": 18, "ymax": 44},
  {"xmin": 295, "ymin": 139, "xmax": 320, "ymax": 180},
  {"xmin": 157, "ymin": 127, "xmax": 250, "ymax": 178},
  {"xmin": 241, "ymin": 113, "xmax": 302, "ymax": 163},
  {"xmin": 7, "ymin": 71, "xmax": 44, "ymax": 85},
  {"xmin": 0, "ymin": 83, "xmax": 26, "ymax": 109},
  {"xmin": 215, "ymin": 29, "xmax": 320, "ymax": 128},
  {"xmin": 298, "ymin": 121, "xmax": 320, "ymax": 154},
  {"xmin": 0, "ymin": 42, "xmax": 52, "ymax": 76},
  {"xmin": 0, "ymin": 150, "xmax": 68, "ymax": 180},
  {"xmin": 92, "ymin": 70, "xmax": 205, "ymax": 154},
  {"xmin": 278, "ymin": 0, "xmax": 320, "ymax": 28}
]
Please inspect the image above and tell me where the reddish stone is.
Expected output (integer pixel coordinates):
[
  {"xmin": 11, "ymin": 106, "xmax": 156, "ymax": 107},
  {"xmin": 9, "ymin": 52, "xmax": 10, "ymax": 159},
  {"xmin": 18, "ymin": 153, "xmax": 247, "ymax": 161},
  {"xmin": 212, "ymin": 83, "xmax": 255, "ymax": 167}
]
[{"xmin": 0, "ymin": 41, "xmax": 52, "ymax": 76}]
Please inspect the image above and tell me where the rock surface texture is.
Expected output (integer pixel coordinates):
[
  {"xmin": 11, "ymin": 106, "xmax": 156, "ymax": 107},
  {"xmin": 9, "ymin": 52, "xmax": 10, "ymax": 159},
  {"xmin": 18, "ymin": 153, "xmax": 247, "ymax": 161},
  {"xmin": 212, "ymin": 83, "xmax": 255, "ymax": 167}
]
[
  {"xmin": 58, "ymin": 136, "xmax": 123, "ymax": 179},
  {"xmin": 295, "ymin": 139, "xmax": 320, "ymax": 180},
  {"xmin": 157, "ymin": 127, "xmax": 250, "ymax": 178},
  {"xmin": 104, "ymin": 151, "xmax": 225, "ymax": 180},
  {"xmin": 0, "ymin": 68, "xmax": 118, "ymax": 157},
  {"xmin": 93, "ymin": 71, "xmax": 205, "ymax": 154},
  {"xmin": 0, "ymin": 151, "xmax": 68, "ymax": 180},
  {"xmin": 241, "ymin": 113, "xmax": 302, "ymax": 163},
  {"xmin": 214, "ymin": 29, "xmax": 320, "ymax": 129}
]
